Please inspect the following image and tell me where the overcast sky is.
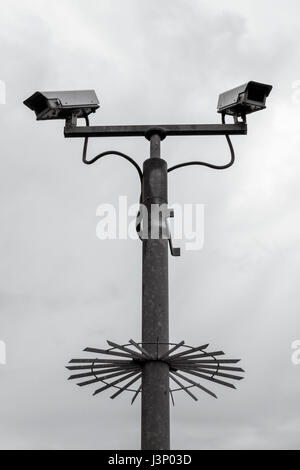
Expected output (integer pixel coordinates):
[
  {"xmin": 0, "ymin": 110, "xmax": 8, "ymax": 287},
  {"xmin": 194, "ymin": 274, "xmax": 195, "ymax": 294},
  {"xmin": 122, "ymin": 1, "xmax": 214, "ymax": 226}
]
[{"xmin": 1, "ymin": 0, "xmax": 300, "ymax": 450}]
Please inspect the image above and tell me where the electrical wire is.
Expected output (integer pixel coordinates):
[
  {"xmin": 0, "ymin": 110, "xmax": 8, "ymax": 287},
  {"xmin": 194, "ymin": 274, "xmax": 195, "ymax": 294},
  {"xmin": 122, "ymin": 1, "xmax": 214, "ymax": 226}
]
[
  {"xmin": 168, "ymin": 114, "xmax": 235, "ymax": 174},
  {"xmin": 81, "ymin": 116, "xmax": 143, "ymax": 237},
  {"xmin": 82, "ymin": 116, "xmax": 143, "ymax": 184}
]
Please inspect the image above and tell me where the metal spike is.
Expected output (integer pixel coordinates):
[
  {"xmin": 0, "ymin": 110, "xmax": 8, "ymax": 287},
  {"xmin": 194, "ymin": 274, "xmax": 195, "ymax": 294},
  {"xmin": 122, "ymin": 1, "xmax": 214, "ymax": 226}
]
[
  {"xmin": 172, "ymin": 363, "xmax": 245, "ymax": 373},
  {"xmin": 131, "ymin": 385, "xmax": 142, "ymax": 405},
  {"xmin": 167, "ymin": 344, "xmax": 209, "ymax": 362},
  {"xmin": 110, "ymin": 374, "xmax": 142, "ymax": 400},
  {"xmin": 78, "ymin": 368, "xmax": 137, "ymax": 387},
  {"xmin": 172, "ymin": 371, "xmax": 217, "ymax": 399},
  {"xmin": 107, "ymin": 341, "xmax": 146, "ymax": 361},
  {"xmin": 176, "ymin": 368, "xmax": 236, "ymax": 389},
  {"xmin": 170, "ymin": 374, "xmax": 198, "ymax": 402},
  {"xmin": 172, "ymin": 359, "xmax": 241, "ymax": 365},
  {"xmin": 170, "ymin": 389, "xmax": 175, "ymax": 407},
  {"xmin": 159, "ymin": 341, "xmax": 185, "ymax": 360},
  {"xmin": 173, "ymin": 366, "xmax": 244, "ymax": 381},
  {"xmin": 169, "ymin": 351, "xmax": 225, "ymax": 362},
  {"xmin": 66, "ymin": 363, "xmax": 137, "ymax": 371},
  {"xmin": 84, "ymin": 348, "xmax": 133, "ymax": 359},
  {"xmin": 69, "ymin": 358, "xmax": 136, "ymax": 364},
  {"xmin": 69, "ymin": 366, "xmax": 140, "ymax": 381},
  {"xmin": 129, "ymin": 340, "xmax": 154, "ymax": 360},
  {"xmin": 93, "ymin": 371, "xmax": 140, "ymax": 396}
]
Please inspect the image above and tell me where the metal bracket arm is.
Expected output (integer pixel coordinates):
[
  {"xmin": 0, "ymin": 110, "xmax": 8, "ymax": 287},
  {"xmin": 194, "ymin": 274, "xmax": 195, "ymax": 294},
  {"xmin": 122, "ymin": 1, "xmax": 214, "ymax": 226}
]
[{"xmin": 64, "ymin": 123, "xmax": 247, "ymax": 139}]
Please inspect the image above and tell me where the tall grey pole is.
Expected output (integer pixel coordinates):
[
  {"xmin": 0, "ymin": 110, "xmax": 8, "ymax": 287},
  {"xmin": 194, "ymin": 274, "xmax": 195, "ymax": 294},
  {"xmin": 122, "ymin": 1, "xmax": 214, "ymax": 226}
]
[{"xmin": 141, "ymin": 133, "xmax": 170, "ymax": 450}]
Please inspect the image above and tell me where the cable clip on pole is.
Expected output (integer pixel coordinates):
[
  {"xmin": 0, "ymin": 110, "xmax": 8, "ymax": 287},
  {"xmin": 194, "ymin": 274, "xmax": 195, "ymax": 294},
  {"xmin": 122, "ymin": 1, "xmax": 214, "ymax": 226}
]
[{"xmin": 167, "ymin": 209, "xmax": 181, "ymax": 257}]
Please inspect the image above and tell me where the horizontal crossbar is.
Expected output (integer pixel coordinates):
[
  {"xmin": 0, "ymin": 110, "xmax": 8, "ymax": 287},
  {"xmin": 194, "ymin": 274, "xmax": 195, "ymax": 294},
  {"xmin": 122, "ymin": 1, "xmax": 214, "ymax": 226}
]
[{"xmin": 64, "ymin": 123, "xmax": 247, "ymax": 139}]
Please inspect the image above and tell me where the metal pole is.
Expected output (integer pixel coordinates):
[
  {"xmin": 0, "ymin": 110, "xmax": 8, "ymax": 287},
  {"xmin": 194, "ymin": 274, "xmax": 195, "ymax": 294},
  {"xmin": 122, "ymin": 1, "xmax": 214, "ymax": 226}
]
[{"xmin": 141, "ymin": 133, "xmax": 170, "ymax": 450}]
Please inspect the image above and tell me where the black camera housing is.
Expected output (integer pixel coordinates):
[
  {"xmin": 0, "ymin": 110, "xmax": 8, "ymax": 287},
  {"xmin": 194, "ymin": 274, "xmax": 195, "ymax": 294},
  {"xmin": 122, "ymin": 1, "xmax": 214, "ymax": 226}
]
[
  {"xmin": 24, "ymin": 90, "xmax": 100, "ymax": 121},
  {"xmin": 217, "ymin": 81, "xmax": 272, "ymax": 117}
]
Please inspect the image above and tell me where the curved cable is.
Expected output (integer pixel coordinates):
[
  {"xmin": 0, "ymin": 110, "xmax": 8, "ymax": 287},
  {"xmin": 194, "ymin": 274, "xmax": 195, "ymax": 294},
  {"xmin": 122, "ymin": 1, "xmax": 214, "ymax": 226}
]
[
  {"xmin": 168, "ymin": 114, "xmax": 235, "ymax": 174},
  {"xmin": 81, "ymin": 116, "xmax": 143, "ymax": 237},
  {"xmin": 82, "ymin": 117, "xmax": 143, "ymax": 183}
]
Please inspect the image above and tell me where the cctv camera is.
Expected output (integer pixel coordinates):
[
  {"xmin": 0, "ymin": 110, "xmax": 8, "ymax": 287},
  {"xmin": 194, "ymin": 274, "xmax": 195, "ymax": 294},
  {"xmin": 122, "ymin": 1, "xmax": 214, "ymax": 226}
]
[
  {"xmin": 217, "ymin": 81, "xmax": 272, "ymax": 117},
  {"xmin": 23, "ymin": 90, "xmax": 100, "ymax": 121}
]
